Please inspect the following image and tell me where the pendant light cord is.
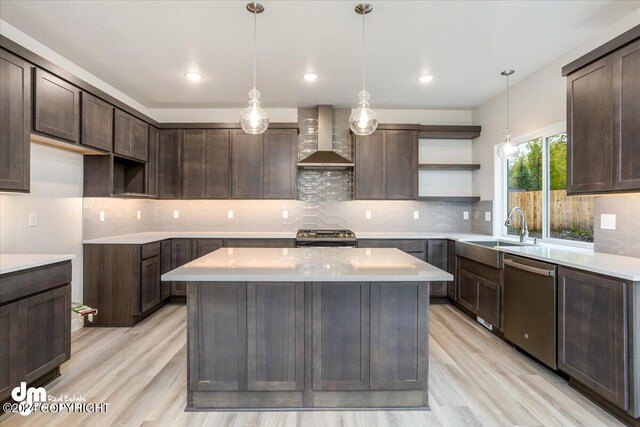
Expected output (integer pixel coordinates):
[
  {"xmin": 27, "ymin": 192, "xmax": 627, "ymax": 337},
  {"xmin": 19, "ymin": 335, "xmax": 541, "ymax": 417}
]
[
  {"xmin": 252, "ymin": 5, "xmax": 257, "ymax": 90},
  {"xmin": 506, "ymin": 74, "xmax": 510, "ymax": 130},
  {"xmin": 361, "ymin": 4, "xmax": 366, "ymax": 91}
]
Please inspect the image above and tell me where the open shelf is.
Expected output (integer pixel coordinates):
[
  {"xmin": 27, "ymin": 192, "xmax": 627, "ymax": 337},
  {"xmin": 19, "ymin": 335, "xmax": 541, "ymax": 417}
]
[
  {"xmin": 418, "ymin": 196, "xmax": 481, "ymax": 202},
  {"xmin": 113, "ymin": 156, "xmax": 146, "ymax": 195},
  {"xmin": 418, "ymin": 163, "xmax": 480, "ymax": 171}
]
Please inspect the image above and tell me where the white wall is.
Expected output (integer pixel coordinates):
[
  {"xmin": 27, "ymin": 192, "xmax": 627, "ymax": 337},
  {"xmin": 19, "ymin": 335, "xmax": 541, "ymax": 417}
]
[
  {"xmin": 471, "ymin": 9, "xmax": 640, "ymax": 201},
  {"xmin": 0, "ymin": 143, "xmax": 84, "ymax": 331}
]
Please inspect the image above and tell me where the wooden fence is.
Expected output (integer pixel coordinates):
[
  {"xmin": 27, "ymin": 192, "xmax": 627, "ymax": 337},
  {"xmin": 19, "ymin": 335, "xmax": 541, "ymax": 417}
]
[{"xmin": 508, "ymin": 190, "xmax": 593, "ymax": 231}]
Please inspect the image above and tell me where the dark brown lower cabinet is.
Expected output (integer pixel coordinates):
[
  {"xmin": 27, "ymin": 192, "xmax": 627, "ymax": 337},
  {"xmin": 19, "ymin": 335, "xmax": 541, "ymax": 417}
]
[
  {"xmin": 195, "ymin": 239, "xmax": 224, "ymax": 257},
  {"xmin": 160, "ymin": 240, "xmax": 172, "ymax": 300},
  {"xmin": 427, "ymin": 240, "xmax": 449, "ymax": 297},
  {"xmin": 456, "ymin": 257, "xmax": 501, "ymax": 329},
  {"xmin": 476, "ymin": 278, "xmax": 500, "ymax": 327},
  {"xmin": 457, "ymin": 269, "xmax": 477, "ymax": 312},
  {"xmin": 224, "ymin": 238, "xmax": 296, "ymax": 248},
  {"xmin": 558, "ymin": 267, "xmax": 632, "ymax": 413},
  {"xmin": 140, "ymin": 256, "xmax": 161, "ymax": 314},
  {"xmin": 0, "ymin": 261, "xmax": 71, "ymax": 403},
  {"xmin": 170, "ymin": 239, "xmax": 195, "ymax": 297},
  {"xmin": 447, "ymin": 241, "xmax": 457, "ymax": 300}
]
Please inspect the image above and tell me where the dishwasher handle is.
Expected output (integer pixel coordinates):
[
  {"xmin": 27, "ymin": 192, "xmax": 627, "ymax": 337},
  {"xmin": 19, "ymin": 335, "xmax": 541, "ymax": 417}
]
[{"xmin": 504, "ymin": 259, "xmax": 555, "ymax": 277}]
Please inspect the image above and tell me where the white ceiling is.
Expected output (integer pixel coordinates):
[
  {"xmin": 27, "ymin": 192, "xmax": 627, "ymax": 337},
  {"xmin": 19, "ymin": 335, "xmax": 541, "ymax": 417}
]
[{"xmin": 1, "ymin": 0, "xmax": 639, "ymax": 110}]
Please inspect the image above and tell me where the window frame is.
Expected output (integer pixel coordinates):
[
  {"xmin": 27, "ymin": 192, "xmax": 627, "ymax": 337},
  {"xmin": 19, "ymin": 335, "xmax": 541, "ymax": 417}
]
[{"xmin": 500, "ymin": 121, "xmax": 593, "ymax": 249}]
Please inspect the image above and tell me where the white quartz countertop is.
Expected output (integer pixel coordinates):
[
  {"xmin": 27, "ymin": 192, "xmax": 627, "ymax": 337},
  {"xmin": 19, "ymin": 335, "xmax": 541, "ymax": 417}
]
[
  {"xmin": 162, "ymin": 247, "xmax": 454, "ymax": 282},
  {"xmin": 83, "ymin": 231, "xmax": 492, "ymax": 245},
  {"xmin": 0, "ymin": 254, "xmax": 75, "ymax": 275},
  {"xmin": 494, "ymin": 244, "xmax": 640, "ymax": 282}
]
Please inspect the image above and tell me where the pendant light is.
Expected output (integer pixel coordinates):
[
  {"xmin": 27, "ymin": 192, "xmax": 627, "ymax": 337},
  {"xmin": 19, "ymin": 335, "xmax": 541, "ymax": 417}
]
[
  {"xmin": 497, "ymin": 69, "xmax": 518, "ymax": 159},
  {"xmin": 349, "ymin": 3, "xmax": 378, "ymax": 136},
  {"xmin": 240, "ymin": 2, "xmax": 269, "ymax": 134}
]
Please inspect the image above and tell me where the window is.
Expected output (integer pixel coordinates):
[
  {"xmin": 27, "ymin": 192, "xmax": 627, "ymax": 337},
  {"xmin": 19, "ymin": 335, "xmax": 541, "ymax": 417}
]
[{"xmin": 504, "ymin": 125, "xmax": 593, "ymax": 244}]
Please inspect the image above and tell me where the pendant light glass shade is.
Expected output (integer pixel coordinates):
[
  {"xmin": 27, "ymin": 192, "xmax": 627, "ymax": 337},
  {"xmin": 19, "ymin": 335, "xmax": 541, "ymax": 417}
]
[
  {"xmin": 240, "ymin": 88, "xmax": 269, "ymax": 134},
  {"xmin": 350, "ymin": 3, "xmax": 377, "ymax": 136},
  {"xmin": 349, "ymin": 90, "xmax": 378, "ymax": 135},
  {"xmin": 497, "ymin": 70, "xmax": 517, "ymax": 159},
  {"xmin": 240, "ymin": 3, "xmax": 268, "ymax": 135}
]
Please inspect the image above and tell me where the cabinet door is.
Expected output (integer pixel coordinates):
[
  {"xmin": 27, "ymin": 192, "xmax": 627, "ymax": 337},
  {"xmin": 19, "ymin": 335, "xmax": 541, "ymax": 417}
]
[
  {"xmin": 22, "ymin": 286, "xmax": 71, "ymax": 383},
  {"xmin": 158, "ymin": 129, "xmax": 182, "ymax": 198},
  {"xmin": 370, "ymin": 282, "xmax": 427, "ymax": 390},
  {"xmin": 182, "ymin": 130, "xmax": 207, "ymax": 198},
  {"xmin": 427, "ymin": 240, "xmax": 449, "ymax": 297},
  {"xmin": 171, "ymin": 239, "xmax": 194, "ymax": 296},
  {"xmin": 189, "ymin": 282, "xmax": 247, "ymax": 391},
  {"xmin": 81, "ymin": 92, "xmax": 113, "ymax": 151},
  {"xmin": 195, "ymin": 239, "xmax": 224, "ymax": 257},
  {"xmin": 447, "ymin": 241, "xmax": 457, "ymax": 301},
  {"xmin": 0, "ymin": 49, "xmax": 31, "ymax": 192},
  {"xmin": 457, "ymin": 269, "xmax": 477, "ymax": 313},
  {"xmin": 140, "ymin": 256, "xmax": 161, "ymax": 314},
  {"xmin": 34, "ymin": 68, "xmax": 80, "ymax": 143},
  {"xmin": 477, "ymin": 277, "xmax": 500, "ymax": 327},
  {"xmin": 231, "ymin": 130, "xmax": 263, "ymax": 199},
  {"xmin": 147, "ymin": 127, "xmax": 159, "ymax": 197},
  {"xmin": 247, "ymin": 282, "xmax": 304, "ymax": 391},
  {"xmin": 385, "ymin": 130, "xmax": 417, "ymax": 200},
  {"xmin": 312, "ymin": 282, "xmax": 369, "ymax": 390},
  {"xmin": 160, "ymin": 240, "xmax": 172, "ymax": 300},
  {"xmin": 131, "ymin": 118, "xmax": 148, "ymax": 161},
  {"xmin": 558, "ymin": 267, "xmax": 628, "ymax": 410},
  {"xmin": 566, "ymin": 56, "xmax": 613, "ymax": 194},
  {"xmin": 205, "ymin": 130, "xmax": 230, "ymax": 199},
  {"xmin": 354, "ymin": 132, "xmax": 385, "ymax": 199},
  {"xmin": 264, "ymin": 129, "xmax": 297, "ymax": 199},
  {"xmin": 612, "ymin": 39, "xmax": 640, "ymax": 191},
  {"xmin": 114, "ymin": 109, "xmax": 134, "ymax": 158},
  {"xmin": 0, "ymin": 301, "xmax": 21, "ymax": 402}
]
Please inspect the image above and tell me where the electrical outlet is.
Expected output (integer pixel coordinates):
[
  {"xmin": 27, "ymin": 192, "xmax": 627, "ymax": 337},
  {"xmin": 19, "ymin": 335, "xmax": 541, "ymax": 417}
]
[
  {"xmin": 99, "ymin": 211, "xmax": 106, "ymax": 222},
  {"xmin": 366, "ymin": 248, "xmax": 372, "ymax": 256},
  {"xmin": 601, "ymin": 214, "xmax": 616, "ymax": 230},
  {"xmin": 227, "ymin": 210, "xmax": 234, "ymax": 219},
  {"xmin": 485, "ymin": 211, "xmax": 491, "ymax": 222},
  {"xmin": 28, "ymin": 212, "xmax": 37, "ymax": 227},
  {"xmin": 136, "ymin": 210, "xmax": 141, "ymax": 220},
  {"xmin": 282, "ymin": 209, "xmax": 288, "ymax": 219},
  {"xmin": 365, "ymin": 210, "xmax": 372, "ymax": 219},
  {"xmin": 463, "ymin": 211, "xmax": 469, "ymax": 220},
  {"xmin": 413, "ymin": 211, "xmax": 419, "ymax": 220},
  {"xmin": 173, "ymin": 210, "xmax": 180, "ymax": 219}
]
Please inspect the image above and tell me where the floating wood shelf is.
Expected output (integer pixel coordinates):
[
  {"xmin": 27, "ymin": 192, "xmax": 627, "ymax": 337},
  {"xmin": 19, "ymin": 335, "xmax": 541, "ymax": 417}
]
[
  {"xmin": 418, "ymin": 196, "xmax": 481, "ymax": 202},
  {"xmin": 418, "ymin": 163, "xmax": 481, "ymax": 171}
]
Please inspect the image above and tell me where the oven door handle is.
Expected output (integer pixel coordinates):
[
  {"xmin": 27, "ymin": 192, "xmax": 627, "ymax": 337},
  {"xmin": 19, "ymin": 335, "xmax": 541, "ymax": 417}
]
[{"xmin": 504, "ymin": 259, "xmax": 555, "ymax": 277}]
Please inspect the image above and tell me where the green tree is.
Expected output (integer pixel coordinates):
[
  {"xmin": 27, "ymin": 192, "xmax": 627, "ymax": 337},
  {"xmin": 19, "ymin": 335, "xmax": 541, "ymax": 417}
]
[
  {"xmin": 525, "ymin": 138, "xmax": 543, "ymax": 191},
  {"xmin": 549, "ymin": 134, "xmax": 567, "ymax": 190}
]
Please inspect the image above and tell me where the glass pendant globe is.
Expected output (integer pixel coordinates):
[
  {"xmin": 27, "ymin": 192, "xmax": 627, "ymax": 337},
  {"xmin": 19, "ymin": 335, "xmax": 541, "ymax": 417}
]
[
  {"xmin": 240, "ymin": 89, "xmax": 269, "ymax": 134},
  {"xmin": 497, "ymin": 129, "xmax": 519, "ymax": 159},
  {"xmin": 349, "ymin": 90, "xmax": 378, "ymax": 136}
]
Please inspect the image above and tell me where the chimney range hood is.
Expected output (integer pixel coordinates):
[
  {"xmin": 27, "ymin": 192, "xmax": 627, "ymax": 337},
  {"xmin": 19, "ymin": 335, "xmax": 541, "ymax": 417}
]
[{"xmin": 297, "ymin": 105, "xmax": 354, "ymax": 169}]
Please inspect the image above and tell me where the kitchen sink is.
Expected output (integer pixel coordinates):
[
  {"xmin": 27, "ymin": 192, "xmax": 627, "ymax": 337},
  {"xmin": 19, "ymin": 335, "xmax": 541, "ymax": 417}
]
[{"xmin": 456, "ymin": 240, "xmax": 532, "ymax": 268}]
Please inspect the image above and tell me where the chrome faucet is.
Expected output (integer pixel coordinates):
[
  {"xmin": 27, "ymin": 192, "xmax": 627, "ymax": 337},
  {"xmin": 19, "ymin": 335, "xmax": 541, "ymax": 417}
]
[{"xmin": 505, "ymin": 207, "xmax": 529, "ymax": 243}]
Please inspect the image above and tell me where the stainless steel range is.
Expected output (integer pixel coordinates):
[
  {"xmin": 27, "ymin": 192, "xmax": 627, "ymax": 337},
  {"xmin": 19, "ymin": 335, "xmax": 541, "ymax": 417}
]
[{"xmin": 295, "ymin": 229, "xmax": 356, "ymax": 247}]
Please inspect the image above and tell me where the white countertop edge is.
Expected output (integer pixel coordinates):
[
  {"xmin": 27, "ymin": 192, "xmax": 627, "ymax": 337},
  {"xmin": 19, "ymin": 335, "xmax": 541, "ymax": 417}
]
[
  {"xmin": 0, "ymin": 254, "xmax": 76, "ymax": 275},
  {"xmin": 161, "ymin": 273, "xmax": 454, "ymax": 282}
]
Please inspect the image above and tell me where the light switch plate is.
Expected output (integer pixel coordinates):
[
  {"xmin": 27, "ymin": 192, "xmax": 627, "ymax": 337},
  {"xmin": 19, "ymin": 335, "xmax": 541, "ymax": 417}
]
[
  {"xmin": 282, "ymin": 210, "xmax": 288, "ymax": 219},
  {"xmin": 99, "ymin": 211, "xmax": 105, "ymax": 222},
  {"xmin": 601, "ymin": 214, "xmax": 616, "ymax": 230},
  {"xmin": 485, "ymin": 211, "xmax": 491, "ymax": 222},
  {"xmin": 463, "ymin": 211, "xmax": 469, "ymax": 220},
  {"xmin": 413, "ymin": 211, "xmax": 419, "ymax": 220},
  {"xmin": 173, "ymin": 210, "xmax": 180, "ymax": 219},
  {"xmin": 227, "ymin": 210, "xmax": 234, "ymax": 219},
  {"xmin": 136, "ymin": 210, "xmax": 141, "ymax": 220},
  {"xmin": 365, "ymin": 210, "xmax": 372, "ymax": 219},
  {"xmin": 28, "ymin": 212, "xmax": 38, "ymax": 227}
]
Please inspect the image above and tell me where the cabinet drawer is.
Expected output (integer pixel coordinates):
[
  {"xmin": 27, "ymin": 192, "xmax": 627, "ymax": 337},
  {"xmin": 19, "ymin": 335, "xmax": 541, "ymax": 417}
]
[
  {"xmin": 358, "ymin": 239, "xmax": 425, "ymax": 252},
  {"xmin": 141, "ymin": 242, "xmax": 161, "ymax": 259},
  {"xmin": 0, "ymin": 261, "xmax": 72, "ymax": 304},
  {"xmin": 458, "ymin": 257, "xmax": 501, "ymax": 284}
]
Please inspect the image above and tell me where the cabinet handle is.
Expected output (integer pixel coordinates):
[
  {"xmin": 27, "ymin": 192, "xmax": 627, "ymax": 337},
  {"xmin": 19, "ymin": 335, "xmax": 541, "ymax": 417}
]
[{"xmin": 504, "ymin": 259, "xmax": 555, "ymax": 277}]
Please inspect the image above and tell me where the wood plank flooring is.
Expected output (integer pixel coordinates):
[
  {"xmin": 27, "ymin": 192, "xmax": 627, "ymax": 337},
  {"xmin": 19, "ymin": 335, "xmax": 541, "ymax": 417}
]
[{"xmin": 1, "ymin": 302, "xmax": 623, "ymax": 426}]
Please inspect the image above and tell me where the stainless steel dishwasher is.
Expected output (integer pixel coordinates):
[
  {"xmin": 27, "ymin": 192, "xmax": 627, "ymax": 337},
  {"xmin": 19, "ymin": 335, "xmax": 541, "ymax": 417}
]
[{"xmin": 503, "ymin": 253, "xmax": 558, "ymax": 369}]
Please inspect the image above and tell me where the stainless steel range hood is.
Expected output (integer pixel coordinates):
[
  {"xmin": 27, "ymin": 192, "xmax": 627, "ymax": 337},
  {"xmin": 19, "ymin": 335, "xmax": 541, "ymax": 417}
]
[{"xmin": 297, "ymin": 105, "xmax": 354, "ymax": 169}]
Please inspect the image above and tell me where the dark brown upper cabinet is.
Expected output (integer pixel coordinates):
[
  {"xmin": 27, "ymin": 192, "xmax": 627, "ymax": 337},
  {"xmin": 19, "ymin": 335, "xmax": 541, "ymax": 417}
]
[
  {"xmin": 147, "ymin": 127, "xmax": 160, "ymax": 198},
  {"xmin": 231, "ymin": 130, "xmax": 263, "ymax": 199},
  {"xmin": 612, "ymin": 39, "xmax": 640, "ymax": 191},
  {"xmin": 354, "ymin": 130, "xmax": 417, "ymax": 200},
  {"xmin": 34, "ymin": 68, "xmax": 80, "ymax": 143},
  {"xmin": 81, "ymin": 92, "xmax": 113, "ymax": 152},
  {"xmin": 158, "ymin": 129, "xmax": 182, "ymax": 199},
  {"xmin": 182, "ymin": 129, "xmax": 229, "ymax": 199},
  {"xmin": 263, "ymin": 129, "xmax": 297, "ymax": 199},
  {"xmin": 114, "ymin": 109, "xmax": 148, "ymax": 161},
  {"xmin": 564, "ymin": 32, "xmax": 639, "ymax": 194},
  {"xmin": 0, "ymin": 49, "xmax": 31, "ymax": 192}
]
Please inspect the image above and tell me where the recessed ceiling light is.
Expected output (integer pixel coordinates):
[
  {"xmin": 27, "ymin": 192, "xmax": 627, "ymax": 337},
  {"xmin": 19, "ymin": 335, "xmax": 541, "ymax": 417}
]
[
  {"xmin": 184, "ymin": 72, "xmax": 202, "ymax": 81},
  {"xmin": 302, "ymin": 73, "xmax": 319, "ymax": 82},
  {"xmin": 418, "ymin": 75, "xmax": 434, "ymax": 83}
]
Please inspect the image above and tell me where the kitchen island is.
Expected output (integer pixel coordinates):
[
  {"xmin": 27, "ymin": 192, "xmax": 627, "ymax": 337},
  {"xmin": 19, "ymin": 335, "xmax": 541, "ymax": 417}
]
[{"xmin": 162, "ymin": 247, "xmax": 452, "ymax": 411}]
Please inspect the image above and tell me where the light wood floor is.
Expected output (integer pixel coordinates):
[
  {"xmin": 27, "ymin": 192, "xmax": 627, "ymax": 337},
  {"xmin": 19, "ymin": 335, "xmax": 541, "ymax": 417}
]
[{"xmin": 1, "ymin": 303, "xmax": 623, "ymax": 427}]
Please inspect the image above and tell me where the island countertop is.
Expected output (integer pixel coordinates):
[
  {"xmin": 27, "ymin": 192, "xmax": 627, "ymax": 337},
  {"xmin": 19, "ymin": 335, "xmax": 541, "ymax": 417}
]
[{"xmin": 162, "ymin": 247, "xmax": 453, "ymax": 282}]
